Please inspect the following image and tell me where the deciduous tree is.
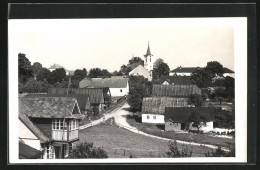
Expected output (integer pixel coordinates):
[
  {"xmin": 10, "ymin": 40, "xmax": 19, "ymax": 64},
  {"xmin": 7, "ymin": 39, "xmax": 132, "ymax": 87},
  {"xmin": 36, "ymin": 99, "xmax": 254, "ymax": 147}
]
[
  {"xmin": 18, "ymin": 53, "xmax": 33, "ymax": 83},
  {"xmin": 188, "ymin": 94, "xmax": 204, "ymax": 107},
  {"xmin": 188, "ymin": 111, "xmax": 208, "ymax": 133}
]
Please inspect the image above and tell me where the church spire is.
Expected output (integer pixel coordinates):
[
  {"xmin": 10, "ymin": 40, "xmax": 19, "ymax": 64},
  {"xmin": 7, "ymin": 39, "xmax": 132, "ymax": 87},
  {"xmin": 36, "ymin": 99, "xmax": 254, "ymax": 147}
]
[{"xmin": 144, "ymin": 41, "xmax": 152, "ymax": 57}]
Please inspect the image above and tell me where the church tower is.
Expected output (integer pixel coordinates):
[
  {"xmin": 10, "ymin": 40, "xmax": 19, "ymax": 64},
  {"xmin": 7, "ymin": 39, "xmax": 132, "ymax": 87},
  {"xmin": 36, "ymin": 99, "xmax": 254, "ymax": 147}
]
[{"xmin": 144, "ymin": 42, "xmax": 153, "ymax": 73}]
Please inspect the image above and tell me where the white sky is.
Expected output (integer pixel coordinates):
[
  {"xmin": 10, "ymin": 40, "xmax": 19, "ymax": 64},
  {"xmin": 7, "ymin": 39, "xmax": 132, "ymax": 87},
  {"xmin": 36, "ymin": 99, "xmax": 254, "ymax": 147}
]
[{"xmin": 9, "ymin": 18, "xmax": 234, "ymax": 72}]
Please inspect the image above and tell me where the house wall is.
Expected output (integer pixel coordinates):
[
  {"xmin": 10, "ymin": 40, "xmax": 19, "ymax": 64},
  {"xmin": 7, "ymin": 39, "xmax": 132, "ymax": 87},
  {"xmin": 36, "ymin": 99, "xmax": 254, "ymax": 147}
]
[
  {"xmin": 109, "ymin": 86, "xmax": 129, "ymax": 97},
  {"xmin": 19, "ymin": 119, "xmax": 41, "ymax": 150},
  {"xmin": 142, "ymin": 114, "xmax": 165, "ymax": 124},
  {"xmin": 189, "ymin": 121, "xmax": 214, "ymax": 132},
  {"xmin": 30, "ymin": 118, "xmax": 52, "ymax": 139},
  {"xmin": 165, "ymin": 121, "xmax": 183, "ymax": 131}
]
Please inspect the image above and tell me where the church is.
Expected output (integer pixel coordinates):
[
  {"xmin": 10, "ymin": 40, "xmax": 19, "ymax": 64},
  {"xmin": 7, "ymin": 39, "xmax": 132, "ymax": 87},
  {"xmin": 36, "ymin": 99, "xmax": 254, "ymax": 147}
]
[{"xmin": 129, "ymin": 42, "xmax": 153, "ymax": 81}]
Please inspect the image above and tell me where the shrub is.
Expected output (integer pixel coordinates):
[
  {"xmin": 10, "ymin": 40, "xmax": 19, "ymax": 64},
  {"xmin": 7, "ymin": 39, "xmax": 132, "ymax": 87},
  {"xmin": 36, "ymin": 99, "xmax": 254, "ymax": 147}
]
[
  {"xmin": 205, "ymin": 146, "xmax": 235, "ymax": 157},
  {"xmin": 188, "ymin": 94, "xmax": 204, "ymax": 107},
  {"xmin": 166, "ymin": 139, "xmax": 192, "ymax": 157},
  {"xmin": 68, "ymin": 142, "xmax": 108, "ymax": 158}
]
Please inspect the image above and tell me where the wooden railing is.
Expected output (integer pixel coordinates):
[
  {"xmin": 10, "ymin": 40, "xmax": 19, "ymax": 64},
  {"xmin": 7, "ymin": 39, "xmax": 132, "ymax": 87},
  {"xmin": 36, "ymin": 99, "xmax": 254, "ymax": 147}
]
[{"xmin": 52, "ymin": 130, "xmax": 78, "ymax": 141}]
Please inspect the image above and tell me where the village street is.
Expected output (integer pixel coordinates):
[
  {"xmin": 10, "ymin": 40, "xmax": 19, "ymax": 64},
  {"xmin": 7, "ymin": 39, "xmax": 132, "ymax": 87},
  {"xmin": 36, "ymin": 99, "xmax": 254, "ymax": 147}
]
[{"xmin": 79, "ymin": 103, "xmax": 230, "ymax": 152}]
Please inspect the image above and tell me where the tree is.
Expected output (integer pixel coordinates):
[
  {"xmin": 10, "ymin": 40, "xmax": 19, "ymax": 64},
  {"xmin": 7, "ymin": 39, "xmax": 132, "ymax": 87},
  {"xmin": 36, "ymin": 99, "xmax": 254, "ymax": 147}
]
[
  {"xmin": 23, "ymin": 79, "xmax": 53, "ymax": 93},
  {"xmin": 48, "ymin": 68, "xmax": 66, "ymax": 85},
  {"xmin": 18, "ymin": 53, "xmax": 33, "ymax": 83},
  {"xmin": 223, "ymin": 76, "xmax": 234, "ymax": 100},
  {"xmin": 112, "ymin": 70, "xmax": 123, "ymax": 76},
  {"xmin": 31, "ymin": 62, "xmax": 42, "ymax": 77},
  {"xmin": 188, "ymin": 111, "xmax": 208, "ymax": 133},
  {"xmin": 128, "ymin": 75, "xmax": 152, "ymax": 112},
  {"xmin": 88, "ymin": 68, "xmax": 102, "ymax": 78},
  {"xmin": 166, "ymin": 139, "xmax": 192, "ymax": 157},
  {"xmin": 152, "ymin": 62, "xmax": 170, "ymax": 79},
  {"xmin": 68, "ymin": 142, "xmax": 108, "ymax": 158},
  {"xmin": 101, "ymin": 69, "xmax": 112, "ymax": 77},
  {"xmin": 72, "ymin": 68, "xmax": 87, "ymax": 81},
  {"xmin": 205, "ymin": 61, "xmax": 224, "ymax": 77},
  {"xmin": 215, "ymin": 97, "xmax": 224, "ymax": 105},
  {"xmin": 153, "ymin": 58, "xmax": 164, "ymax": 69},
  {"xmin": 188, "ymin": 94, "xmax": 204, "ymax": 107},
  {"xmin": 190, "ymin": 68, "xmax": 213, "ymax": 88},
  {"xmin": 37, "ymin": 68, "xmax": 51, "ymax": 82},
  {"xmin": 128, "ymin": 57, "xmax": 144, "ymax": 65}
]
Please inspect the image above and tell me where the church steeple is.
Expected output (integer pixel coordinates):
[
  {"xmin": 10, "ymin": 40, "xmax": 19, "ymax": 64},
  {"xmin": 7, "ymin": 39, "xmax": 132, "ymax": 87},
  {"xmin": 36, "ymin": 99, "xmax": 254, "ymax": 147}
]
[{"xmin": 144, "ymin": 41, "xmax": 153, "ymax": 72}]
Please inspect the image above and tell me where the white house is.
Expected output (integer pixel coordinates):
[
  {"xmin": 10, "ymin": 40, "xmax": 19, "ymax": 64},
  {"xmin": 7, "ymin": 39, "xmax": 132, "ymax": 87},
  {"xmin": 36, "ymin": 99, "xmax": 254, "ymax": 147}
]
[
  {"xmin": 142, "ymin": 114, "xmax": 165, "ymax": 124},
  {"xmin": 129, "ymin": 65, "xmax": 152, "ymax": 81}
]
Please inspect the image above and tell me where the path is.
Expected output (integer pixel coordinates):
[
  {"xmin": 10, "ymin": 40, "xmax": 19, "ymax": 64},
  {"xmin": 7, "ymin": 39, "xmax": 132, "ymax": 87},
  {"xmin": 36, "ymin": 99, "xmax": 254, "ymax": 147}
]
[{"xmin": 79, "ymin": 103, "xmax": 230, "ymax": 152}]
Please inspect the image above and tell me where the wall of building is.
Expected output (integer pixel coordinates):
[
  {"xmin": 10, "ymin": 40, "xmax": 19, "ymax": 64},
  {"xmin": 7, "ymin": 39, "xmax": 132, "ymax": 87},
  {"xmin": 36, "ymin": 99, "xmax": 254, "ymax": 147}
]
[
  {"xmin": 142, "ymin": 114, "xmax": 165, "ymax": 124},
  {"xmin": 19, "ymin": 119, "xmax": 41, "ymax": 150},
  {"xmin": 165, "ymin": 121, "xmax": 183, "ymax": 131},
  {"xmin": 189, "ymin": 121, "xmax": 214, "ymax": 132},
  {"xmin": 109, "ymin": 83, "xmax": 129, "ymax": 97}
]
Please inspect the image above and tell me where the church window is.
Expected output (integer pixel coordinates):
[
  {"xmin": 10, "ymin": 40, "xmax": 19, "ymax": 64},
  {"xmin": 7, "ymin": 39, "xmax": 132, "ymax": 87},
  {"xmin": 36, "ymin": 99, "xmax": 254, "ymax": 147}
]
[{"xmin": 150, "ymin": 57, "xmax": 151, "ymax": 62}]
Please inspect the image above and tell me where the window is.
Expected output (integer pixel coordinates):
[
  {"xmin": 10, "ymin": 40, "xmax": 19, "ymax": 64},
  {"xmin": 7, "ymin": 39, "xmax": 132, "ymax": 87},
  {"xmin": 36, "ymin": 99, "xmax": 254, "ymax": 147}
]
[
  {"xmin": 52, "ymin": 119, "xmax": 67, "ymax": 130},
  {"xmin": 153, "ymin": 116, "xmax": 156, "ymax": 119},
  {"xmin": 120, "ymin": 89, "xmax": 122, "ymax": 92},
  {"xmin": 69, "ymin": 120, "xmax": 78, "ymax": 130},
  {"xmin": 46, "ymin": 144, "xmax": 55, "ymax": 159},
  {"xmin": 150, "ymin": 57, "xmax": 151, "ymax": 62},
  {"xmin": 147, "ymin": 115, "xmax": 150, "ymax": 119}
]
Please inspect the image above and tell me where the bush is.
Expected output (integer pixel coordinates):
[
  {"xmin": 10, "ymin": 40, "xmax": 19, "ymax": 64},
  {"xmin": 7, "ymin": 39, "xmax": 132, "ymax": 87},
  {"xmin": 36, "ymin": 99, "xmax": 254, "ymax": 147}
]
[
  {"xmin": 214, "ymin": 108, "xmax": 235, "ymax": 129},
  {"xmin": 205, "ymin": 146, "xmax": 235, "ymax": 157},
  {"xmin": 166, "ymin": 139, "xmax": 192, "ymax": 157},
  {"xmin": 68, "ymin": 142, "xmax": 108, "ymax": 158},
  {"xmin": 188, "ymin": 94, "xmax": 204, "ymax": 107}
]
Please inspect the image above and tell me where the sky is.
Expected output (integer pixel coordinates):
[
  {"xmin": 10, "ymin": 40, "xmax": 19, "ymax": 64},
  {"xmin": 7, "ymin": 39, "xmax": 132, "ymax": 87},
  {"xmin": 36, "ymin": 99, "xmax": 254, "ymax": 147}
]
[{"xmin": 9, "ymin": 18, "xmax": 234, "ymax": 72}]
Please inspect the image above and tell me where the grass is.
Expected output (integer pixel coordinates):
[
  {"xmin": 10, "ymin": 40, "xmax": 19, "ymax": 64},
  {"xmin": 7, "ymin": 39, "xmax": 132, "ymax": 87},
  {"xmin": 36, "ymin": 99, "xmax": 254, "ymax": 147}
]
[
  {"xmin": 78, "ymin": 119, "xmax": 215, "ymax": 158},
  {"xmin": 125, "ymin": 115, "xmax": 235, "ymax": 148}
]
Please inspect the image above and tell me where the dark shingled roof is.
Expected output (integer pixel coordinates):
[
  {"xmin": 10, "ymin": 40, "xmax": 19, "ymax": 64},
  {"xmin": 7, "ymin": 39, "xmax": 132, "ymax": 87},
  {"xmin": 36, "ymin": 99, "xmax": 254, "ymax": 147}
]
[
  {"xmin": 19, "ymin": 97, "xmax": 84, "ymax": 119},
  {"xmin": 19, "ymin": 141, "xmax": 43, "ymax": 159},
  {"xmin": 165, "ymin": 107, "xmax": 216, "ymax": 123},
  {"xmin": 25, "ymin": 93, "xmax": 90, "ymax": 111},
  {"xmin": 19, "ymin": 111, "xmax": 50, "ymax": 143},
  {"xmin": 144, "ymin": 43, "xmax": 153, "ymax": 57},
  {"xmin": 223, "ymin": 67, "xmax": 234, "ymax": 73},
  {"xmin": 156, "ymin": 76, "xmax": 193, "ymax": 85},
  {"xmin": 152, "ymin": 84, "xmax": 201, "ymax": 97},
  {"xmin": 48, "ymin": 88, "xmax": 111, "ymax": 104}
]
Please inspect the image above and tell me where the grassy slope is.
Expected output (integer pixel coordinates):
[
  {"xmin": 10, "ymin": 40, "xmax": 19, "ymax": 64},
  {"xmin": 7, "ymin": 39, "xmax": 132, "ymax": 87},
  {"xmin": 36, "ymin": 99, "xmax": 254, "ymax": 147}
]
[
  {"xmin": 126, "ymin": 115, "xmax": 235, "ymax": 148},
  {"xmin": 78, "ymin": 122, "xmax": 213, "ymax": 158}
]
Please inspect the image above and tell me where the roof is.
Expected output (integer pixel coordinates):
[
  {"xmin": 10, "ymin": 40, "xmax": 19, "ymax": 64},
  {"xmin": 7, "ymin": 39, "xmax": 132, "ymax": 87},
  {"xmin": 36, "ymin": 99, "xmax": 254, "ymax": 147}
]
[
  {"xmin": 90, "ymin": 77, "xmax": 128, "ymax": 88},
  {"xmin": 19, "ymin": 97, "xmax": 83, "ymax": 119},
  {"xmin": 142, "ymin": 97, "xmax": 189, "ymax": 114},
  {"xmin": 144, "ymin": 42, "xmax": 152, "ymax": 57},
  {"xmin": 165, "ymin": 107, "xmax": 216, "ymax": 122},
  {"xmin": 19, "ymin": 141, "xmax": 43, "ymax": 159},
  {"xmin": 129, "ymin": 65, "xmax": 152, "ymax": 81},
  {"xmin": 48, "ymin": 63, "xmax": 67, "ymax": 70},
  {"xmin": 26, "ymin": 93, "xmax": 90, "ymax": 111},
  {"xmin": 156, "ymin": 76, "xmax": 193, "ymax": 85},
  {"xmin": 48, "ymin": 88, "xmax": 111, "ymax": 104},
  {"xmin": 170, "ymin": 67, "xmax": 199, "ymax": 73},
  {"xmin": 152, "ymin": 84, "xmax": 201, "ymax": 97},
  {"xmin": 19, "ymin": 111, "xmax": 50, "ymax": 143},
  {"xmin": 223, "ymin": 67, "xmax": 234, "ymax": 73}
]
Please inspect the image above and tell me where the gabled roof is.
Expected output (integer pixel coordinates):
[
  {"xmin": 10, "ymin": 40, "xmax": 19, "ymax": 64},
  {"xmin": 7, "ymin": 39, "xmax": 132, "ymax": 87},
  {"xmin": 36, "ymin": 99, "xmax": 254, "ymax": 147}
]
[
  {"xmin": 19, "ymin": 141, "xmax": 43, "ymax": 159},
  {"xmin": 19, "ymin": 111, "xmax": 50, "ymax": 143},
  {"xmin": 48, "ymin": 88, "xmax": 111, "ymax": 104},
  {"xmin": 170, "ymin": 67, "xmax": 199, "ymax": 73},
  {"xmin": 165, "ymin": 107, "xmax": 216, "ymax": 122},
  {"xmin": 152, "ymin": 84, "xmax": 201, "ymax": 97},
  {"xmin": 90, "ymin": 77, "xmax": 128, "ymax": 88},
  {"xmin": 156, "ymin": 76, "xmax": 193, "ymax": 85},
  {"xmin": 19, "ymin": 97, "xmax": 83, "ymax": 119}
]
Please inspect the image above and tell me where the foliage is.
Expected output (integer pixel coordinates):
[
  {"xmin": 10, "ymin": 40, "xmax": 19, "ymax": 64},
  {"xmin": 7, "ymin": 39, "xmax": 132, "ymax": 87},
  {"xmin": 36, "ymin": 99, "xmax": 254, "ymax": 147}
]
[
  {"xmin": 48, "ymin": 68, "xmax": 66, "ymax": 85},
  {"xmin": 119, "ymin": 65, "xmax": 132, "ymax": 75},
  {"xmin": 153, "ymin": 58, "xmax": 164, "ymax": 69},
  {"xmin": 128, "ymin": 75, "xmax": 152, "ymax": 112},
  {"xmin": 223, "ymin": 76, "xmax": 234, "ymax": 100},
  {"xmin": 89, "ymin": 68, "xmax": 112, "ymax": 78},
  {"xmin": 202, "ymin": 93, "xmax": 208, "ymax": 101},
  {"xmin": 31, "ymin": 62, "xmax": 43, "ymax": 77},
  {"xmin": 36, "ymin": 68, "xmax": 51, "ymax": 82},
  {"xmin": 128, "ymin": 57, "xmax": 144, "ymax": 65},
  {"xmin": 188, "ymin": 111, "xmax": 208, "ymax": 133},
  {"xmin": 112, "ymin": 70, "xmax": 123, "ymax": 76},
  {"xmin": 190, "ymin": 68, "xmax": 213, "ymax": 88},
  {"xmin": 152, "ymin": 62, "xmax": 170, "ymax": 79},
  {"xmin": 212, "ymin": 78, "xmax": 224, "ymax": 87},
  {"xmin": 215, "ymin": 97, "xmax": 224, "ymax": 105},
  {"xmin": 205, "ymin": 146, "xmax": 235, "ymax": 157},
  {"xmin": 205, "ymin": 61, "xmax": 224, "ymax": 77},
  {"xmin": 166, "ymin": 139, "xmax": 192, "ymax": 157},
  {"xmin": 72, "ymin": 68, "xmax": 87, "ymax": 81},
  {"xmin": 68, "ymin": 142, "xmax": 108, "ymax": 158},
  {"xmin": 18, "ymin": 53, "xmax": 34, "ymax": 83},
  {"xmin": 214, "ymin": 108, "xmax": 235, "ymax": 129},
  {"xmin": 23, "ymin": 79, "xmax": 53, "ymax": 93},
  {"xmin": 188, "ymin": 94, "xmax": 204, "ymax": 107}
]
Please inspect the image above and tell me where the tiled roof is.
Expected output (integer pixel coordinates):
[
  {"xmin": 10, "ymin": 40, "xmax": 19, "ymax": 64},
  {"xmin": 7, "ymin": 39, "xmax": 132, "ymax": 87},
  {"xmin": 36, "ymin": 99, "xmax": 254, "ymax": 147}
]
[
  {"xmin": 144, "ymin": 43, "xmax": 152, "ymax": 57},
  {"xmin": 19, "ymin": 111, "xmax": 50, "ymax": 143},
  {"xmin": 48, "ymin": 88, "xmax": 111, "ymax": 104},
  {"xmin": 223, "ymin": 67, "xmax": 234, "ymax": 73},
  {"xmin": 90, "ymin": 77, "xmax": 128, "ymax": 88},
  {"xmin": 152, "ymin": 85, "xmax": 201, "ymax": 97},
  {"xmin": 19, "ymin": 97, "xmax": 83, "ymax": 119},
  {"xmin": 165, "ymin": 107, "xmax": 216, "ymax": 122},
  {"xmin": 26, "ymin": 93, "xmax": 90, "ymax": 111},
  {"xmin": 19, "ymin": 141, "xmax": 43, "ymax": 159},
  {"xmin": 156, "ymin": 76, "xmax": 193, "ymax": 85}
]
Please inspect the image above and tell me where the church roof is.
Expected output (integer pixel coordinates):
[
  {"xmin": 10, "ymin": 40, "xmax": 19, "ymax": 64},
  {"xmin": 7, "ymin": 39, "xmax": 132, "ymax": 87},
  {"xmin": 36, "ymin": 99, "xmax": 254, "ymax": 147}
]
[{"xmin": 144, "ymin": 42, "xmax": 153, "ymax": 57}]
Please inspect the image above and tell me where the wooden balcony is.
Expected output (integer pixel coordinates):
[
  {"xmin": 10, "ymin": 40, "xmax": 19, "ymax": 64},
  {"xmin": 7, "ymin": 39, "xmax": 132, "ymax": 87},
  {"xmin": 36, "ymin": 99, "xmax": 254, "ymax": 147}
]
[{"xmin": 52, "ymin": 130, "xmax": 79, "ymax": 141}]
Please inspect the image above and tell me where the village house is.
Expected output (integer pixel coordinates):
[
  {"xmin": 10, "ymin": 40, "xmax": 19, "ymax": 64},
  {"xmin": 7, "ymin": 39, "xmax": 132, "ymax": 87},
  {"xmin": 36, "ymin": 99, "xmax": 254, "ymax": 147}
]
[
  {"xmin": 164, "ymin": 107, "xmax": 216, "ymax": 132},
  {"xmin": 169, "ymin": 66, "xmax": 234, "ymax": 77},
  {"xmin": 154, "ymin": 75, "xmax": 193, "ymax": 85},
  {"xmin": 48, "ymin": 88, "xmax": 111, "ymax": 113},
  {"xmin": 79, "ymin": 76, "xmax": 129, "ymax": 98},
  {"xmin": 141, "ymin": 84, "xmax": 201, "ymax": 124},
  {"xmin": 19, "ymin": 97, "xmax": 84, "ymax": 159}
]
